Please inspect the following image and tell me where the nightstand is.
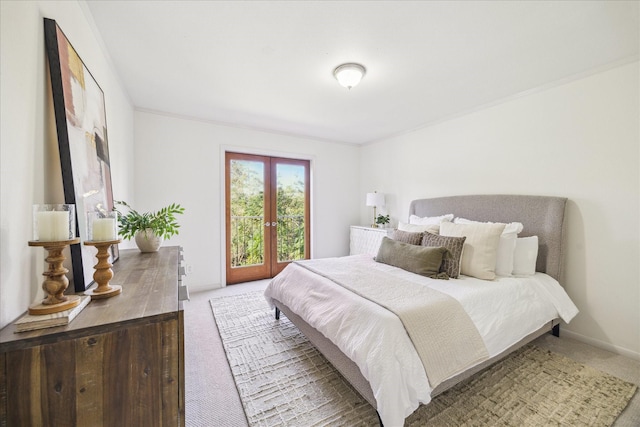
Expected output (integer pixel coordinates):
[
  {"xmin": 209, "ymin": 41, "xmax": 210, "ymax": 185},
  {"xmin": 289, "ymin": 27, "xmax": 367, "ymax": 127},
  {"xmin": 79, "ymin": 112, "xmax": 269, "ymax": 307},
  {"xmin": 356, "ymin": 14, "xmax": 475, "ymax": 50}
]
[{"xmin": 350, "ymin": 226, "xmax": 394, "ymax": 255}]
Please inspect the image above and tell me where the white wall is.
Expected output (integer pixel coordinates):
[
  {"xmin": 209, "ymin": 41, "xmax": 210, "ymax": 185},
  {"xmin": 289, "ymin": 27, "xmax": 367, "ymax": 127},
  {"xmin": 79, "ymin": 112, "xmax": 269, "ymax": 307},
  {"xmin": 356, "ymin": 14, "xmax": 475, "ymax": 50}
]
[
  {"xmin": 3, "ymin": 1, "xmax": 636, "ymax": 362},
  {"xmin": 361, "ymin": 62, "xmax": 640, "ymax": 359},
  {"xmin": 0, "ymin": 1, "xmax": 135, "ymax": 329},
  {"xmin": 133, "ymin": 111, "xmax": 361, "ymax": 291}
]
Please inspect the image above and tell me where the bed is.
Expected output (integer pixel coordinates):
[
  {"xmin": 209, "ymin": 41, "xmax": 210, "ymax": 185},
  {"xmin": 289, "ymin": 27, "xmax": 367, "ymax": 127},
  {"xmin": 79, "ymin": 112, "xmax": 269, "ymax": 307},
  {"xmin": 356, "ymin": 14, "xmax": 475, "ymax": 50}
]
[{"xmin": 264, "ymin": 194, "xmax": 579, "ymax": 426}]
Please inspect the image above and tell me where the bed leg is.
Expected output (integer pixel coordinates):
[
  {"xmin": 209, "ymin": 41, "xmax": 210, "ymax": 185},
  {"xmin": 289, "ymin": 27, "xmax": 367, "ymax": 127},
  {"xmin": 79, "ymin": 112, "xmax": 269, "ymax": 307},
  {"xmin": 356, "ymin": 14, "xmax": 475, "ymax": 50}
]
[
  {"xmin": 377, "ymin": 411, "xmax": 383, "ymax": 426},
  {"xmin": 275, "ymin": 307, "xmax": 280, "ymax": 320},
  {"xmin": 552, "ymin": 324, "xmax": 560, "ymax": 337}
]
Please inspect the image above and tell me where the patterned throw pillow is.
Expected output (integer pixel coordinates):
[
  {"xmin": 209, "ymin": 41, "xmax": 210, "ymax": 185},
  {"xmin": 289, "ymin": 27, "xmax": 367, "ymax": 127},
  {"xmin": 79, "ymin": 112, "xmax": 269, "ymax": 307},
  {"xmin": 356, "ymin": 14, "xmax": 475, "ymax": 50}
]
[
  {"xmin": 391, "ymin": 229, "xmax": 424, "ymax": 245},
  {"xmin": 422, "ymin": 232, "xmax": 466, "ymax": 278}
]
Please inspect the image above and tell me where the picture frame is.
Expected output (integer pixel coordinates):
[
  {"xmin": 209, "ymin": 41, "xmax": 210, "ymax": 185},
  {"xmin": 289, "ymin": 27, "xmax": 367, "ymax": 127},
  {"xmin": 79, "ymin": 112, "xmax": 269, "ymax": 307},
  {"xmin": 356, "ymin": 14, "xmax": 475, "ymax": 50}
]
[{"xmin": 44, "ymin": 18, "xmax": 118, "ymax": 292}]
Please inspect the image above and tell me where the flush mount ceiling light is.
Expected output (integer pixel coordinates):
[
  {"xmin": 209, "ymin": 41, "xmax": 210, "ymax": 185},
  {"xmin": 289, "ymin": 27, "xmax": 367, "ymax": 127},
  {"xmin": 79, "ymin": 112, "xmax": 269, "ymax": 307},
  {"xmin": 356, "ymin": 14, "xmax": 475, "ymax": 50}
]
[{"xmin": 333, "ymin": 63, "xmax": 366, "ymax": 89}]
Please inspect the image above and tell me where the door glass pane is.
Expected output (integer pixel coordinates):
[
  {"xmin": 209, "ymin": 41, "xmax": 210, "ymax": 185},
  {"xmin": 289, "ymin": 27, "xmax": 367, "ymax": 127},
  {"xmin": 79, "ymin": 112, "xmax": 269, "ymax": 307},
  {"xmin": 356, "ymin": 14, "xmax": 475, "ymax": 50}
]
[
  {"xmin": 276, "ymin": 163, "xmax": 306, "ymax": 262},
  {"xmin": 229, "ymin": 159, "xmax": 264, "ymax": 268}
]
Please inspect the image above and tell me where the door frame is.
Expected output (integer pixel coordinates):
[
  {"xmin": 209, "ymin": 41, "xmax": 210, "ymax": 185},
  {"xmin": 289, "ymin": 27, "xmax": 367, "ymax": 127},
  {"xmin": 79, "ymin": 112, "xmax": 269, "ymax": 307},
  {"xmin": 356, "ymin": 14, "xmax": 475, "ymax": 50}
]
[{"xmin": 221, "ymin": 147, "xmax": 313, "ymax": 286}]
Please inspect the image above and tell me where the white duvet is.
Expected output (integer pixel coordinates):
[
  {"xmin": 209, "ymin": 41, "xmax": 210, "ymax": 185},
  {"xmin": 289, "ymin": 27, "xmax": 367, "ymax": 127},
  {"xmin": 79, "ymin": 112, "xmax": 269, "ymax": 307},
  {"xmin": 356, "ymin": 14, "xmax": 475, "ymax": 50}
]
[{"xmin": 264, "ymin": 255, "xmax": 578, "ymax": 427}]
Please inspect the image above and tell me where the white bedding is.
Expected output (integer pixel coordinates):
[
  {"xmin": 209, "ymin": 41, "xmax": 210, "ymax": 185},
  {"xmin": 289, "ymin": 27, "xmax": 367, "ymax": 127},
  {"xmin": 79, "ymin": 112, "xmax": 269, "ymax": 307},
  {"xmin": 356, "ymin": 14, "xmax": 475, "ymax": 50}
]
[{"xmin": 264, "ymin": 254, "xmax": 578, "ymax": 427}]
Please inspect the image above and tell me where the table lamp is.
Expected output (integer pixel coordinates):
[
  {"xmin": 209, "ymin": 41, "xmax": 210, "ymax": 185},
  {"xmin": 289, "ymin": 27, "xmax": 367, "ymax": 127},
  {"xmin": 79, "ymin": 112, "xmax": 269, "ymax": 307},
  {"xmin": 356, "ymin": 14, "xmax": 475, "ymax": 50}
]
[{"xmin": 366, "ymin": 191, "xmax": 385, "ymax": 228}]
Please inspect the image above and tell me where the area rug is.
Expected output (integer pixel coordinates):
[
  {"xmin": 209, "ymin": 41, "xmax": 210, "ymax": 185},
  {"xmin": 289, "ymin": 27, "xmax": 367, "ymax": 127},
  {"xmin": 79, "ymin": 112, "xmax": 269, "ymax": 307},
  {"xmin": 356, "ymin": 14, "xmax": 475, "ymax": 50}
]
[{"xmin": 210, "ymin": 291, "xmax": 637, "ymax": 427}]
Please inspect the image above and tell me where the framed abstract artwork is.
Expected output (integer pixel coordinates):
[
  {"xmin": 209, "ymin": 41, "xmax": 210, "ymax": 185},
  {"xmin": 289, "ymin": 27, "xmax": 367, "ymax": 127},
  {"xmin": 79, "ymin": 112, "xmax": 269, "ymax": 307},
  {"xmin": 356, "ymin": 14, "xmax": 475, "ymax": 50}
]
[{"xmin": 44, "ymin": 18, "xmax": 118, "ymax": 292}]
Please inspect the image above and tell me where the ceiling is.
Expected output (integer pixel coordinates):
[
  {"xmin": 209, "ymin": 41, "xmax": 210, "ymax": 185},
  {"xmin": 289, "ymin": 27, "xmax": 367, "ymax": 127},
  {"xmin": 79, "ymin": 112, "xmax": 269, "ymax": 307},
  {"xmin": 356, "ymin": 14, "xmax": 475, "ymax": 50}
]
[{"xmin": 84, "ymin": 1, "xmax": 639, "ymax": 145}]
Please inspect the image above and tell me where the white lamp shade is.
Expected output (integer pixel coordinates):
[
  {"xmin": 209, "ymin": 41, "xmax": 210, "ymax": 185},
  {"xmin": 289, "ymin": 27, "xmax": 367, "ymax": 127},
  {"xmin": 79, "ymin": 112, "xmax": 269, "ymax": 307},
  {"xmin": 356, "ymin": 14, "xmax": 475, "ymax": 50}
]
[
  {"xmin": 334, "ymin": 63, "xmax": 366, "ymax": 89},
  {"xmin": 366, "ymin": 192, "xmax": 385, "ymax": 207}
]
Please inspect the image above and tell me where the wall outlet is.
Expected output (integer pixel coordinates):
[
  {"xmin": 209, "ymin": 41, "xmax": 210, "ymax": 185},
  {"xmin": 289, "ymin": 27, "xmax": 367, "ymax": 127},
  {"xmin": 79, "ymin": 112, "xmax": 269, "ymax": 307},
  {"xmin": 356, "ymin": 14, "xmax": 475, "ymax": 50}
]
[{"xmin": 186, "ymin": 264, "xmax": 193, "ymax": 274}]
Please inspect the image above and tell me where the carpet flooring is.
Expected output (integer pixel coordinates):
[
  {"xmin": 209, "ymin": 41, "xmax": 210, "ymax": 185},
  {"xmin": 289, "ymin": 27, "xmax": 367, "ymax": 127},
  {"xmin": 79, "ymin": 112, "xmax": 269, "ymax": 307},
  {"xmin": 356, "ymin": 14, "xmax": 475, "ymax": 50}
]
[
  {"xmin": 209, "ymin": 291, "xmax": 637, "ymax": 427},
  {"xmin": 184, "ymin": 280, "xmax": 640, "ymax": 426}
]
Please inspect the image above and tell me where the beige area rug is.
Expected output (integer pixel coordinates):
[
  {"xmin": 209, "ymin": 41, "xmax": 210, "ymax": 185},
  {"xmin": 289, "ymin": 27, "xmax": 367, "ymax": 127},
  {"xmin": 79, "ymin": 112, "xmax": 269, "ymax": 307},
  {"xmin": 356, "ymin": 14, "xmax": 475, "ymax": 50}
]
[{"xmin": 210, "ymin": 292, "xmax": 637, "ymax": 427}]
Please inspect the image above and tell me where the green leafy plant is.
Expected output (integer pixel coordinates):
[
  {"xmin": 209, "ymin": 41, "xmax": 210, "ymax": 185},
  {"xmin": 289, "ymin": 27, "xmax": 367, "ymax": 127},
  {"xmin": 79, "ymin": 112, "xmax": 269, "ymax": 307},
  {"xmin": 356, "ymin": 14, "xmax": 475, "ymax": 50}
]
[
  {"xmin": 375, "ymin": 214, "xmax": 390, "ymax": 225},
  {"xmin": 114, "ymin": 201, "xmax": 185, "ymax": 240}
]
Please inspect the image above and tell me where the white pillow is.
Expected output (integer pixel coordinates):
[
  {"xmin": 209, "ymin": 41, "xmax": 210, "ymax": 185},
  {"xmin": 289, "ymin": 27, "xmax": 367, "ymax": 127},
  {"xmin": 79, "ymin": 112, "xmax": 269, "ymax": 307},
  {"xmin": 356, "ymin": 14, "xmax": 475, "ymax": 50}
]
[
  {"xmin": 398, "ymin": 222, "xmax": 440, "ymax": 234},
  {"xmin": 409, "ymin": 213, "xmax": 454, "ymax": 225},
  {"xmin": 454, "ymin": 218, "xmax": 523, "ymax": 276},
  {"xmin": 512, "ymin": 236, "xmax": 539, "ymax": 276},
  {"xmin": 440, "ymin": 221, "xmax": 505, "ymax": 280}
]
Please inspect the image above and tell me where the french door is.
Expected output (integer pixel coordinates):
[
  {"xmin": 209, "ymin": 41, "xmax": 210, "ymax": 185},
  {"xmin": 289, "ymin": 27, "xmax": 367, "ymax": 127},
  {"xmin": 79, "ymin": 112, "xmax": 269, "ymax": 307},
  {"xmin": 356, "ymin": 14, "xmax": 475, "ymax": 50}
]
[{"xmin": 225, "ymin": 152, "xmax": 310, "ymax": 284}]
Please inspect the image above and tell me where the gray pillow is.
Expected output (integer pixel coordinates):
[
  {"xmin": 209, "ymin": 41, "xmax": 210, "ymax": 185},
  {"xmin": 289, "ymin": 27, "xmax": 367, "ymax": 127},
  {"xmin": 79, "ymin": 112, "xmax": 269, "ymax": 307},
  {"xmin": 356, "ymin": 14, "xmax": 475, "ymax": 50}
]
[
  {"xmin": 422, "ymin": 232, "xmax": 466, "ymax": 278},
  {"xmin": 391, "ymin": 229, "xmax": 424, "ymax": 245},
  {"xmin": 375, "ymin": 237, "xmax": 450, "ymax": 279}
]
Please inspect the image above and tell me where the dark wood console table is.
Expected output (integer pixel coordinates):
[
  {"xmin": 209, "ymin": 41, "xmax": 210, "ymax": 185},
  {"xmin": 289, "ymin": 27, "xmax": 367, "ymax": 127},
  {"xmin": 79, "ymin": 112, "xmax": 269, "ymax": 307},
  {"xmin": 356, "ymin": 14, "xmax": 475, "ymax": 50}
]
[{"xmin": 0, "ymin": 246, "xmax": 185, "ymax": 426}]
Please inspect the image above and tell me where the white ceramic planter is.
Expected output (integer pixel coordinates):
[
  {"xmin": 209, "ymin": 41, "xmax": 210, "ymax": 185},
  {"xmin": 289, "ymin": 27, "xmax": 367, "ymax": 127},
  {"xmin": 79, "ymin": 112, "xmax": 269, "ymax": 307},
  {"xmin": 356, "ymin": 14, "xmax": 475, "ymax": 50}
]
[{"xmin": 134, "ymin": 229, "xmax": 164, "ymax": 252}]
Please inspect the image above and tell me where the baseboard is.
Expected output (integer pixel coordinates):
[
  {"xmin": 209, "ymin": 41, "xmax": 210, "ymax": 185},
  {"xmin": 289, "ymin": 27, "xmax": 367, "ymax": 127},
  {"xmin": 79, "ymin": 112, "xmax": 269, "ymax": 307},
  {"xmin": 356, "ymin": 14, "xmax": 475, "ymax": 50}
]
[
  {"xmin": 188, "ymin": 282, "xmax": 223, "ymax": 293},
  {"xmin": 562, "ymin": 329, "xmax": 640, "ymax": 361}
]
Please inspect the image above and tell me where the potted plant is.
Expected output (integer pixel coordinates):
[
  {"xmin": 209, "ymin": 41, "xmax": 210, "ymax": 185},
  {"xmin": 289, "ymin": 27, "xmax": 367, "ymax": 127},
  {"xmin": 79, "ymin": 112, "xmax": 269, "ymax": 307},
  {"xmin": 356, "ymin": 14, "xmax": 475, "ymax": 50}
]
[
  {"xmin": 375, "ymin": 214, "xmax": 390, "ymax": 228},
  {"xmin": 114, "ymin": 201, "xmax": 185, "ymax": 252}
]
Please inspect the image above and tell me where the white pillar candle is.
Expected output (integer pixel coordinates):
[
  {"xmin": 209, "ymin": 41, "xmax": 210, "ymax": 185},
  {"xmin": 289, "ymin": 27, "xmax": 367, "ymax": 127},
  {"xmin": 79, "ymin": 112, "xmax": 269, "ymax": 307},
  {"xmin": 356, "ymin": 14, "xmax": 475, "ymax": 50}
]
[
  {"xmin": 37, "ymin": 211, "xmax": 70, "ymax": 241},
  {"xmin": 92, "ymin": 218, "xmax": 117, "ymax": 241}
]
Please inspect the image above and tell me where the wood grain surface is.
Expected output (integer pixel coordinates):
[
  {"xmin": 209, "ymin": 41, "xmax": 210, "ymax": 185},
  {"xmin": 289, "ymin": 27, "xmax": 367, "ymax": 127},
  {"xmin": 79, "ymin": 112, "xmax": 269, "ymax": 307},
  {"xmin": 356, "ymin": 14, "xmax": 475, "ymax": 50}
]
[{"xmin": 0, "ymin": 246, "xmax": 184, "ymax": 426}]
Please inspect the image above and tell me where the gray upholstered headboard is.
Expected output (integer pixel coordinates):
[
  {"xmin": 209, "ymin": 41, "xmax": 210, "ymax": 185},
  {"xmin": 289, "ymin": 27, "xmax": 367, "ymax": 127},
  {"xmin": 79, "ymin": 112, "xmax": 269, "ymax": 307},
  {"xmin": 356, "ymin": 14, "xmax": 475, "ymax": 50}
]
[{"xmin": 409, "ymin": 195, "xmax": 567, "ymax": 281}]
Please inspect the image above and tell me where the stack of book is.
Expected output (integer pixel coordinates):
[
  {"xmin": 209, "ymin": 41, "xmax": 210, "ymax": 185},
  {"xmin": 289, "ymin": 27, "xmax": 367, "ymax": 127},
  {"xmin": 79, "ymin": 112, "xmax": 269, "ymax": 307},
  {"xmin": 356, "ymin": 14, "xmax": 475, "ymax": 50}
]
[{"xmin": 14, "ymin": 295, "xmax": 91, "ymax": 332}]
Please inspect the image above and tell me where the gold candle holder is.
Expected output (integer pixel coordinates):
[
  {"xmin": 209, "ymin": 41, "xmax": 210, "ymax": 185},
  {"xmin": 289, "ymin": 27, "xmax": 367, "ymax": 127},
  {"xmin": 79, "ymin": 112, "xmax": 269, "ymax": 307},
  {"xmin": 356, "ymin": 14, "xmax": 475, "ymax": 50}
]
[
  {"xmin": 28, "ymin": 238, "xmax": 82, "ymax": 315},
  {"xmin": 83, "ymin": 239, "xmax": 122, "ymax": 299}
]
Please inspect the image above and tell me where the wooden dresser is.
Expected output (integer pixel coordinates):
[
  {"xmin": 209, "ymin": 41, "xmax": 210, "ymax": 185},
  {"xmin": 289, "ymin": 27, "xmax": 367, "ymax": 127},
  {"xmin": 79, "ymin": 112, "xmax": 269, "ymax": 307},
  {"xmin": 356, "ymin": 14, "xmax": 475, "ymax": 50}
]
[{"xmin": 0, "ymin": 246, "xmax": 186, "ymax": 426}]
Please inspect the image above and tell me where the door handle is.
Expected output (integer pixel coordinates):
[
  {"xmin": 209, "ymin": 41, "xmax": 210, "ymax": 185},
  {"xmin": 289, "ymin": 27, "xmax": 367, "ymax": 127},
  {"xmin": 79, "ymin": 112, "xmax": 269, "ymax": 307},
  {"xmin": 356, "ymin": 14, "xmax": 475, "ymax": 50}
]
[
  {"xmin": 265, "ymin": 222, "xmax": 270, "ymax": 227},
  {"xmin": 271, "ymin": 222, "xmax": 277, "ymax": 227}
]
